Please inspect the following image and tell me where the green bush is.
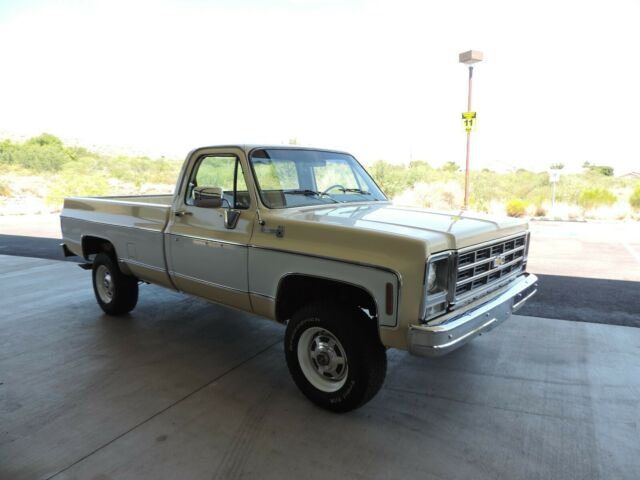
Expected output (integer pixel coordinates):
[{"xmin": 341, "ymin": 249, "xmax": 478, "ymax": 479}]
[
  {"xmin": 630, "ymin": 186, "xmax": 640, "ymax": 212},
  {"xmin": 506, "ymin": 199, "xmax": 528, "ymax": 217},
  {"xmin": 577, "ymin": 188, "xmax": 616, "ymax": 211},
  {"xmin": 0, "ymin": 134, "xmax": 182, "ymax": 184},
  {"xmin": 26, "ymin": 133, "xmax": 63, "ymax": 147},
  {"xmin": 368, "ymin": 160, "xmax": 412, "ymax": 198},
  {"xmin": 0, "ymin": 138, "xmax": 69, "ymax": 172}
]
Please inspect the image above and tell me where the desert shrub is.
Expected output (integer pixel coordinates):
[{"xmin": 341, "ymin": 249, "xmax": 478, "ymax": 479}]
[
  {"xmin": 107, "ymin": 156, "xmax": 181, "ymax": 187},
  {"xmin": 506, "ymin": 199, "xmax": 528, "ymax": 217},
  {"xmin": 0, "ymin": 180, "xmax": 10, "ymax": 196},
  {"xmin": 469, "ymin": 196, "xmax": 489, "ymax": 213},
  {"xmin": 0, "ymin": 135, "xmax": 71, "ymax": 172},
  {"xmin": 368, "ymin": 160, "xmax": 411, "ymax": 198},
  {"xmin": 46, "ymin": 173, "xmax": 110, "ymax": 208},
  {"xmin": 577, "ymin": 188, "xmax": 616, "ymax": 211},
  {"xmin": 5, "ymin": 145, "xmax": 66, "ymax": 171},
  {"xmin": 630, "ymin": 186, "xmax": 640, "ymax": 212}
]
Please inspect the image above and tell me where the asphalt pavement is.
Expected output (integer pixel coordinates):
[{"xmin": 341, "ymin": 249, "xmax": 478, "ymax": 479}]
[
  {"xmin": 518, "ymin": 274, "xmax": 640, "ymax": 327},
  {"xmin": 0, "ymin": 232, "xmax": 638, "ymax": 327}
]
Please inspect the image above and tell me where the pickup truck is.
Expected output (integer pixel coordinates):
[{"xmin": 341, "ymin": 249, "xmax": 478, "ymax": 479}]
[{"xmin": 61, "ymin": 145, "xmax": 538, "ymax": 412}]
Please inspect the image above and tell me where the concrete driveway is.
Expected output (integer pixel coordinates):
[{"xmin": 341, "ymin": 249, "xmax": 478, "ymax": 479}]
[{"xmin": 1, "ymin": 255, "xmax": 639, "ymax": 480}]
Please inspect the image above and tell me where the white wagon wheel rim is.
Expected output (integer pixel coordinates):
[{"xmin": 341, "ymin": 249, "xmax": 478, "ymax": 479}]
[
  {"xmin": 297, "ymin": 326, "xmax": 349, "ymax": 393},
  {"xmin": 96, "ymin": 264, "xmax": 115, "ymax": 303}
]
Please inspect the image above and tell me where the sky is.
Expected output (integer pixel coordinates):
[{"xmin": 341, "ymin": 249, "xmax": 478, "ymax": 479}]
[{"xmin": 1, "ymin": 0, "xmax": 639, "ymax": 173}]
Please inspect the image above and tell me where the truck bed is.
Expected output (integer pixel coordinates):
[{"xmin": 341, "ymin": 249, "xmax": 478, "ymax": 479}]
[
  {"xmin": 60, "ymin": 194, "xmax": 174, "ymax": 288},
  {"xmin": 92, "ymin": 194, "xmax": 174, "ymax": 206}
]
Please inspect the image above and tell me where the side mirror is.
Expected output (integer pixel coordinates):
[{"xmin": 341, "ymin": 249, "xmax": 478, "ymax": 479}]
[{"xmin": 193, "ymin": 186, "xmax": 223, "ymax": 208}]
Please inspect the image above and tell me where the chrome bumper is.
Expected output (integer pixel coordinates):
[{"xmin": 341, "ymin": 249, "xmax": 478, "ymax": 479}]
[{"xmin": 408, "ymin": 273, "xmax": 538, "ymax": 357}]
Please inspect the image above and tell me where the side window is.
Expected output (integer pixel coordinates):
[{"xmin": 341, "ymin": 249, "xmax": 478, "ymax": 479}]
[{"xmin": 186, "ymin": 155, "xmax": 250, "ymax": 209}]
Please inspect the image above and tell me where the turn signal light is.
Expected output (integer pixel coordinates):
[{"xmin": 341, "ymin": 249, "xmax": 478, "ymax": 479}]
[{"xmin": 385, "ymin": 282, "xmax": 394, "ymax": 315}]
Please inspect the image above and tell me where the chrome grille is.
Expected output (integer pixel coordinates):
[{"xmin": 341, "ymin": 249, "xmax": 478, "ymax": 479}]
[{"xmin": 455, "ymin": 234, "xmax": 527, "ymax": 299}]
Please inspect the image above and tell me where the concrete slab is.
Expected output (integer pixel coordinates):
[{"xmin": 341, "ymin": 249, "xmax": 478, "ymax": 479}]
[
  {"xmin": 0, "ymin": 214, "xmax": 62, "ymax": 239},
  {"xmin": 528, "ymin": 221, "xmax": 640, "ymax": 281},
  {"xmin": 1, "ymin": 255, "xmax": 639, "ymax": 480}
]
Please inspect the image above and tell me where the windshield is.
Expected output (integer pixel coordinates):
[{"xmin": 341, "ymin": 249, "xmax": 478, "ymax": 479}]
[{"xmin": 249, "ymin": 148, "xmax": 387, "ymax": 208}]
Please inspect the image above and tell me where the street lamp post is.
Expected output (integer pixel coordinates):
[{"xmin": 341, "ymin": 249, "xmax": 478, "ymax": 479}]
[{"xmin": 459, "ymin": 50, "xmax": 483, "ymax": 210}]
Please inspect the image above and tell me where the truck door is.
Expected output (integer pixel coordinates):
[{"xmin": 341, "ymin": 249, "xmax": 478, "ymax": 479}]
[{"xmin": 166, "ymin": 150, "xmax": 255, "ymax": 310}]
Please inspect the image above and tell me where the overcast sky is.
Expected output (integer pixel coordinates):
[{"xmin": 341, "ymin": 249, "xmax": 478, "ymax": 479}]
[{"xmin": 1, "ymin": 0, "xmax": 639, "ymax": 172}]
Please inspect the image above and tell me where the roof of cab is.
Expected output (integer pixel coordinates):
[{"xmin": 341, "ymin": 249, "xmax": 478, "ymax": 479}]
[{"xmin": 189, "ymin": 144, "xmax": 352, "ymax": 156}]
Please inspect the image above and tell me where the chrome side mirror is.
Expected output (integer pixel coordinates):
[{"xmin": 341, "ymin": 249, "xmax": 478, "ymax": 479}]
[
  {"xmin": 192, "ymin": 185, "xmax": 240, "ymax": 230},
  {"xmin": 193, "ymin": 186, "xmax": 223, "ymax": 208}
]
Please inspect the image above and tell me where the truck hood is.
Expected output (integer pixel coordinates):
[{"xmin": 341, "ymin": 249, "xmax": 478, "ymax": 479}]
[{"xmin": 275, "ymin": 202, "xmax": 528, "ymax": 252}]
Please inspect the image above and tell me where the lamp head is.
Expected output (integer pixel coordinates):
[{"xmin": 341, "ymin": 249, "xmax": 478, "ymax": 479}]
[{"xmin": 459, "ymin": 50, "xmax": 484, "ymax": 65}]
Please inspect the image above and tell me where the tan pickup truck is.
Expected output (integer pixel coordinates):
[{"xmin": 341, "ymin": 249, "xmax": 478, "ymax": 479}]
[{"xmin": 61, "ymin": 145, "xmax": 538, "ymax": 412}]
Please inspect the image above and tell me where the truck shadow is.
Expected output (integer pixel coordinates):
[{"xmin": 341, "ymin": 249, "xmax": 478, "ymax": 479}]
[
  {"xmin": 0, "ymin": 234, "xmax": 79, "ymax": 262},
  {"xmin": 518, "ymin": 273, "xmax": 640, "ymax": 327}
]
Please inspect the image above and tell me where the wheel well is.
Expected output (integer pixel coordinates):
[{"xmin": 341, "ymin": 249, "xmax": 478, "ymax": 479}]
[
  {"xmin": 82, "ymin": 236, "xmax": 116, "ymax": 260},
  {"xmin": 275, "ymin": 275, "xmax": 378, "ymax": 324}
]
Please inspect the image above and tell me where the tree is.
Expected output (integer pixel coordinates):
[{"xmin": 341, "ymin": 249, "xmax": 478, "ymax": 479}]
[
  {"xmin": 583, "ymin": 161, "xmax": 614, "ymax": 176},
  {"xmin": 550, "ymin": 163, "xmax": 564, "ymax": 170},
  {"xmin": 26, "ymin": 133, "xmax": 63, "ymax": 147},
  {"xmin": 408, "ymin": 160, "xmax": 430, "ymax": 169},
  {"xmin": 441, "ymin": 161, "xmax": 459, "ymax": 172},
  {"xmin": 593, "ymin": 165, "xmax": 614, "ymax": 176}
]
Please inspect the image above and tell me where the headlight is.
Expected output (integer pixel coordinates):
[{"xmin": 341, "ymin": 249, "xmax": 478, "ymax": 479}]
[
  {"xmin": 427, "ymin": 264, "xmax": 437, "ymax": 292},
  {"xmin": 422, "ymin": 252, "xmax": 452, "ymax": 321},
  {"xmin": 426, "ymin": 256, "xmax": 448, "ymax": 294}
]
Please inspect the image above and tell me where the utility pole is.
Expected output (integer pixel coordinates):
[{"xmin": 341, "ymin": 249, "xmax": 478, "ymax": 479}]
[{"xmin": 459, "ymin": 50, "xmax": 483, "ymax": 210}]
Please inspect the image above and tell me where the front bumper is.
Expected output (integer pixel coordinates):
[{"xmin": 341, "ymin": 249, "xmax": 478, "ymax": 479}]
[{"xmin": 408, "ymin": 273, "xmax": 538, "ymax": 357}]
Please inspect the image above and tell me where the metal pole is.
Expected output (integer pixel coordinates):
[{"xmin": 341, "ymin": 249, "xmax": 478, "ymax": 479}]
[{"xmin": 463, "ymin": 65, "xmax": 473, "ymax": 210}]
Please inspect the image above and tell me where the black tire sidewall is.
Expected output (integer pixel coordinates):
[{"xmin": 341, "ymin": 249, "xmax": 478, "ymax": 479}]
[
  {"xmin": 285, "ymin": 303, "xmax": 384, "ymax": 412},
  {"xmin": 92, "ymin": 252, "xmax": 137, "ymax": 315}
]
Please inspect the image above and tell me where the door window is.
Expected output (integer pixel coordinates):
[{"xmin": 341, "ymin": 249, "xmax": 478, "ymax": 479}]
[{"xmin": 186, "ymin": 155, "xmax": 250, "ymax": 209}]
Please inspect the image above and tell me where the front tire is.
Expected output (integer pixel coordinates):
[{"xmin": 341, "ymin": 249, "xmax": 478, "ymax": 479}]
[
  {"xmin": 92, "ymin": 252, "xmax": 138, "ymax": 315},
  {"xmin": 285, "ymin": 302, "xmax": 387, "ymax": 412}
]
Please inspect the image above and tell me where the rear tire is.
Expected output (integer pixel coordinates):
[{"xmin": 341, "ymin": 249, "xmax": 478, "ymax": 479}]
[
  {"xmin": 285, "ymin": 302, "xmax": 387, "ymax": 412},
  {"xmin": 92, "ymin": 252, "xmax": 138, "ymax": 315}
]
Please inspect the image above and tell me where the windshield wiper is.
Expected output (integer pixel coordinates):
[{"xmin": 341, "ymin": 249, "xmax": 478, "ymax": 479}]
[
  {"xmin": 339, "ymin": 188, "xmax": 371, "ymax": 195},
  {"xmin": 283, "ymin": 189, "xmax": 339, "ymax": 203}
]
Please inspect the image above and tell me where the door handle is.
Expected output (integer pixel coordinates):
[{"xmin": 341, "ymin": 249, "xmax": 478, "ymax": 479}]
[{"xmin": 174, "ymin": 210, "xmax": 193, "ymax": 217}]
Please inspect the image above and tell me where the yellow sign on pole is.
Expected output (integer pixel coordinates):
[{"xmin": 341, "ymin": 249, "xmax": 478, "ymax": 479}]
[{"xmin": 462, "ymin": 111, "xmax": 476, "ymax": 133}]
